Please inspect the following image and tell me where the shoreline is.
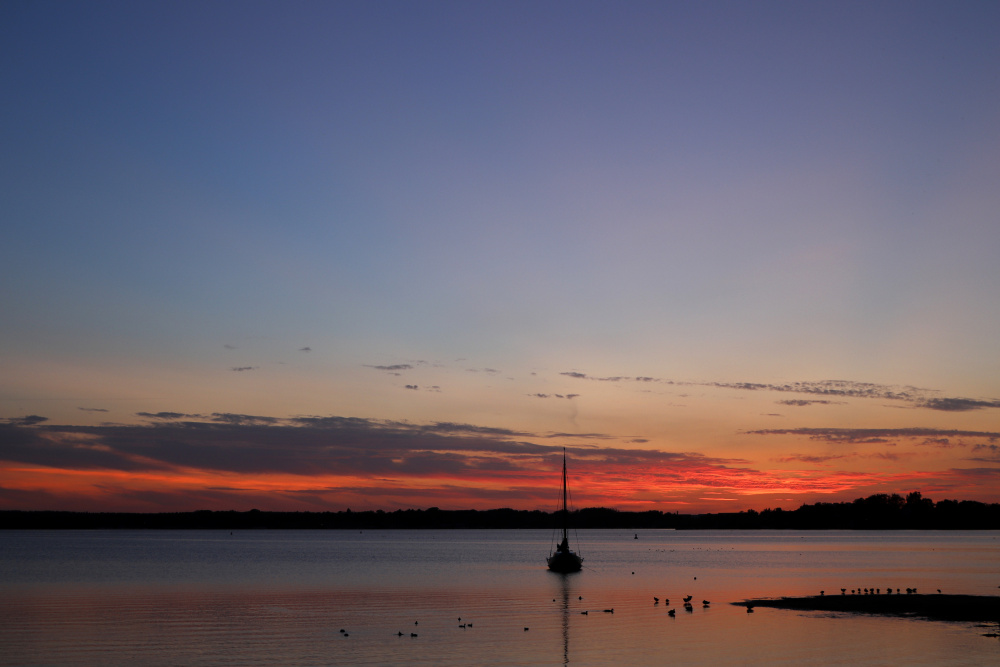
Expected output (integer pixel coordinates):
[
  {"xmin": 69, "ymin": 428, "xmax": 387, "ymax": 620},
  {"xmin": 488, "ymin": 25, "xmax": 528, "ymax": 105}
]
[{"xmin": 733, "ymin": 593, "xmax": 1000, "ymax": 624}]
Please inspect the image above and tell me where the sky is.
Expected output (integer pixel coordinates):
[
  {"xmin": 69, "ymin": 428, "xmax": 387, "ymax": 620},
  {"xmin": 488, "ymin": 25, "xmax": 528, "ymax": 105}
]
[{"xmin": 2, "ymin": 0, "xmax": 999, "ymax": 514}]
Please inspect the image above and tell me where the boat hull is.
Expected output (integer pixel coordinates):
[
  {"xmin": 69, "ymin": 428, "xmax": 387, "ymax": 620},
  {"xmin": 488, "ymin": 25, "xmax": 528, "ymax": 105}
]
[{"xmin": 547, "ymin": 550, "xmax": 583, "ymax": 573}]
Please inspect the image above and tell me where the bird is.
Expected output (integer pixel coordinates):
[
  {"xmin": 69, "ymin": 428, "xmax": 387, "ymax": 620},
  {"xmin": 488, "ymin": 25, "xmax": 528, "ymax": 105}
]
[
  {"xmin": 580, "ymin": 611, "xmax": 588, "ymax": 615},
  {"xmin": 397, "ymin": 631, "xmax": 404, "ymax": 636},
  {"xmin": 747, "ymin": 606, "xmax": 754, "ymax": 613},
  {"xmin": 603, "ymin": 609, "xmax": 614, "ymax": 614},
  {"xmin": 820, "ymin": 591, "xmax": 825, "ymax": 596},
  {"xmin": 841, "ymin": 588, "xmax": 846, "ymax": 595},
  {"xmin": 459, "ymin": 624, "xmax": 466, "ymax": 629},
  {"xmin": 702, "ymin": 600, "xmax": 710, "ymax": 605},
  {"xmin": 667, "ymin": 609, "xmax": 676, "ymax": 616},
  {"xmin": 524, "ymin": 627, "xmax": 529, "ymax": 631},
  {"xmin": 683, "ymin": 595, "xmax": 693, "ymax": 603},
  {"xmin": 663, "ymin": 598, "xmax": 669, "ymax": 605},
  {"xmin": 653, "ymin": 597, "xmax": 659, "ymax": 603},
  {"xmin": 411, "ymin": 633, "xmax": 418, "ymax": 637}
]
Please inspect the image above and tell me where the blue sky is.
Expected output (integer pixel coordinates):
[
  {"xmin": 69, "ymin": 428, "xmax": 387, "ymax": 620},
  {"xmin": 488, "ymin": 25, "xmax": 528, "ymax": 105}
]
[{"xmin": 2, "ymin": 1, "xmax": 999, "ymax": 512}]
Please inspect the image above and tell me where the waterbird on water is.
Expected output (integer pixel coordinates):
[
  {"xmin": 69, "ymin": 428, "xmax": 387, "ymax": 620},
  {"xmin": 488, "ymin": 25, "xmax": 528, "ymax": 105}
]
[{"xmin": 667, "ymin": 609, "xmax": 676, "ymax": 616}]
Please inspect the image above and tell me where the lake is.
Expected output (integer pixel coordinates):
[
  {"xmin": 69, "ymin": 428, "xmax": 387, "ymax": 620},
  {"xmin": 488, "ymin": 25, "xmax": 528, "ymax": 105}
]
[{"xmin": 1, "ymin": 530, "xmax": 997, "ymax": 665}]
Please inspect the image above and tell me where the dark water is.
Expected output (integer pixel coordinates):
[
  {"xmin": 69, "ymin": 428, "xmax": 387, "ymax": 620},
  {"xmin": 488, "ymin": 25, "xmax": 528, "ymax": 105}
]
[{"xmin": 1, "ymin": 530, "xmax": 997, "ymax": 665}]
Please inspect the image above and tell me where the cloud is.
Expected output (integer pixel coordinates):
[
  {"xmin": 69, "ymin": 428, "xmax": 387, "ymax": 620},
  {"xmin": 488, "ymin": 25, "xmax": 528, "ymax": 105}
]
[
  {"xmin": 916, "ymin": 397, "xmax": 1000, "ymax": 412},
  {"xmin": 210, "ymin": 413, "xmax": 279, "ymax": 426},
  {"xmin": 560, "ymin": 372, "xmax": 627, "ymax": 382},
  {"xmin": 299, "ymin": 347, "xmax": 311, "ymax": 352},
  {"xmin": 560, "ymin": 371, "xmax": 1000, "ymax": 412},
  {"xmin": 2, "ymin": 415, "xmax": 48, "ymax": 426},
  {"xmin": 750, "ymin": 427, "xmax": 1000, "ymax": 445},
  {"xmin": 77, "ymin": 407, "xmax": 110, "ymax": 413},
  {"xmin": 708, "ymin": 379, "xmax": 923, "ymax": 402},
  {"xmin": 365, "ymin": 364, "xmax": 414, "ymax": 372},
  {"xmin": 529, "ymin": 393, "xmax": 580, "ymax": 400},
  {"xmin": 405, "ymin": 385, "xmax": 419, "ymax": 390},
  {"xmin": 777, "ymin": 399, "xmax": 843, "ymax": 407},
  {"xmin": 224, "ymin": 344, "xmax": 237, "ymax": 350},
  {"xmin": 775, "ymin": 453, "xmax": 847, "ymax": 463},
  {"xmin": 137, "ymin": 411, "xmax": 199, "ymax": 420},
  {"xmin": 0, "ymin": 414, "xmax": 728, "ymax": 483},
  {"xmin": 230, "ymin": 366, "xmax": 257, "ymax": 372}
]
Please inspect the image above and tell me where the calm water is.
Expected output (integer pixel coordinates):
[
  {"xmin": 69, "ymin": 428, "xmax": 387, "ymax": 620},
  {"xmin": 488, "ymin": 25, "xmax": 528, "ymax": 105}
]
[{"xmin": 1, "ymin": 530, "xmax": 998, "ymax": 666}]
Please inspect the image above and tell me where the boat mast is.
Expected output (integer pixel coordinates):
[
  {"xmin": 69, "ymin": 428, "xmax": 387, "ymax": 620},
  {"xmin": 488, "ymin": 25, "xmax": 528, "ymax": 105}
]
[{"xmin": 561, "ymin": 448, "xmax": 568, "ymax": 543}]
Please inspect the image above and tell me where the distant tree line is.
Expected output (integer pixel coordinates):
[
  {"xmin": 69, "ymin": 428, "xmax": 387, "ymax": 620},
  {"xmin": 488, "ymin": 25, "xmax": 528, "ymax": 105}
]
[{"xmin": 1, "ymin": 492, "xmax": 997, "ymax": 530}]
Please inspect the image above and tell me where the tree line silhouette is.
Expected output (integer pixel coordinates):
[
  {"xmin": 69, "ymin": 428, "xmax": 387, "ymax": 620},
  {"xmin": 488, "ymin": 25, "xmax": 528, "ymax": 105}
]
[{"xmin": 1, "ymin": 492, "xmax": 997, "ymax": 530}]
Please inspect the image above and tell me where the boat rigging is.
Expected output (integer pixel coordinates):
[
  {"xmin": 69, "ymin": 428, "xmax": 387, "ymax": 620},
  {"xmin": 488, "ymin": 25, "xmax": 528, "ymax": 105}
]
[{"xmin": 547, "ymin": 448, "xmax": 583, "ymax": 573}]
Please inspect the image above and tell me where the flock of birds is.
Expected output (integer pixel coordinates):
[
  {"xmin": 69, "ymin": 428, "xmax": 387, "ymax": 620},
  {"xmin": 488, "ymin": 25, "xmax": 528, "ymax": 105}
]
[
  {"xmin": 831, "ymin": 587, "xmax": 933, "ymax": 595},
  {"xmin": 652, "ymin": 594, "xmax": 714, "ymax": 616},
  {"xmin": 337, "ymin": 585, "xmax": 950, "ymax": 639},
  {"xmin": 336, "ymin": 592, "xmax": 719, "ymax": 639}
]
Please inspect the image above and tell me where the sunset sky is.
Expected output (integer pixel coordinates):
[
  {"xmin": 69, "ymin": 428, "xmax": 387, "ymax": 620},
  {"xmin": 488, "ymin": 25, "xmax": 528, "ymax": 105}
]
[{"xmin": 2, "ymin": 1, "xmax": 999, "ymax": 514}]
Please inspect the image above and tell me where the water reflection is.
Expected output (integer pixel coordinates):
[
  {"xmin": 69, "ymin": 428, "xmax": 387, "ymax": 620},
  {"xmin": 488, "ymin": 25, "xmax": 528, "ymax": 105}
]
[{"xmin": 551, "ymin": 571, "xmax": 577, "ymax": 665}]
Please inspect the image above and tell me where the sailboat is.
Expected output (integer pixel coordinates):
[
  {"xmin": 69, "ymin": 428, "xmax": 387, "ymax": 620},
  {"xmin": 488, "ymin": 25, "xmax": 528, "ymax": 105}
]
[{"xmin": 547, "ymin": 448, "xmax": 583, "ymax": 572}]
